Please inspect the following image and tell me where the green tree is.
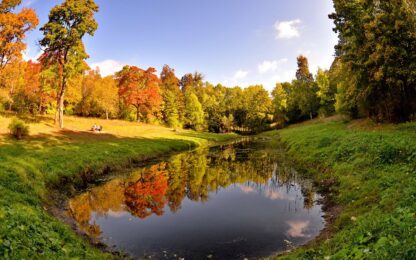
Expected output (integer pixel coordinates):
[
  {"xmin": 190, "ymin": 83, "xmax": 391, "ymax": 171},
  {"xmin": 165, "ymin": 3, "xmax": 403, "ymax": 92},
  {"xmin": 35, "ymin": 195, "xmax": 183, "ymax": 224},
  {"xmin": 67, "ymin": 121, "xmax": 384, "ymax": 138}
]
[
  {"xmin": 293, "ymin": 55, "xmax": 319, "ymax": 120},
  {"xmin": 272, "ymin": 83, "xmax": 289, "ymax": 126},
  {"xmin": 243, "ymin": 85, "xmax": 272, "ymax": 132},
  {"xmin": 184, "ymin": 91, "xmax": 205, "ymax": 131},
  {"xmin": 39, "ymin": 0, "xmax": 98, "ymax": 128},
  {"xmin": 316, "ymin": 68, "xmax": 336, "ymax": 117},
  {"xmin": 163, "ymin": 90, "xmax": 181, "ymax": 128},
  {"xmin": 330, "ymin": 0, "xmax": 416, "ymax": 122},
  {"xmin": 160, "ymin": 65, "xmax": 183, "ymax": 128}
]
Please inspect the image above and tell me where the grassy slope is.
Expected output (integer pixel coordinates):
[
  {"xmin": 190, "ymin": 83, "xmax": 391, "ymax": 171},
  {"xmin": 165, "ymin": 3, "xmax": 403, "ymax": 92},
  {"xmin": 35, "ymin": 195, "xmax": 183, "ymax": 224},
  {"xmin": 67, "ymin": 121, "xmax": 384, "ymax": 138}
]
[
  {"xmin": 267, "ymin": 119, "xmax": 416, "ymax": 259},
  {"xmin": 0, "ymin": 115, "xmax": 236, "ymax": 259}
]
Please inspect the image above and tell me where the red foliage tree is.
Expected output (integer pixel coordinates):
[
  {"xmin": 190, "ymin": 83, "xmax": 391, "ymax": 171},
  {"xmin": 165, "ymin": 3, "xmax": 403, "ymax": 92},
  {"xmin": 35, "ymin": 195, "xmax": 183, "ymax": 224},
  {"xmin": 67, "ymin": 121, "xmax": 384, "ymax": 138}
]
[{"xmin": 117, "ymin": 66, "xmax": 162, "ymax": 122}]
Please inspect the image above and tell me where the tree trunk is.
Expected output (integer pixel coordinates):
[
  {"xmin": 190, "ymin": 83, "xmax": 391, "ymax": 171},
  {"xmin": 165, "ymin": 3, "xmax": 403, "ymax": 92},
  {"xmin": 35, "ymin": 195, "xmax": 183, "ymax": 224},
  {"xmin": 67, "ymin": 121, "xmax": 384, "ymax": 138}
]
[
  {"xmin": 56, "ymin": 78, "xmax": 67, "ymax": 129},
  {"xmin": 38, "ymin": 102, "xmax": 42, "ymax": 115},
  {"xmin": 310, "ymin": 112, "xmax": 313, "ymax": 120},
  {"xmin": 106, "ymin": 111, "xmax": 109, "ymax": 120},
  {"xmin": 136, "ymin": 106, "xmax": 140, "ymax": 122},
  {"xmin": 58, "ymin": 94, "xmax": 64, "ymax": 128}
]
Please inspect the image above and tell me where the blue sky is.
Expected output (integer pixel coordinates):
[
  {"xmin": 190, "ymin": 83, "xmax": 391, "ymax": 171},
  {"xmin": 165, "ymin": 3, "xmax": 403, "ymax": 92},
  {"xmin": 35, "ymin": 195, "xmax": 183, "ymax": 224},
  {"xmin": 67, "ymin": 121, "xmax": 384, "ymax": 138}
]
[{"xmin": 22, "ymin": 0, "xmax": 338, "ymax": 91}]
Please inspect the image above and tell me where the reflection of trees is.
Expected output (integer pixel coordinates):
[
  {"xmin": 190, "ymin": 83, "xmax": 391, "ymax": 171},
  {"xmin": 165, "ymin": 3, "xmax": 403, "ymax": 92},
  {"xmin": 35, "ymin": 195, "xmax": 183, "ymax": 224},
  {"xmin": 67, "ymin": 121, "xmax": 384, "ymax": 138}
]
[
  {"xmin": 68, "ymin": 178, "xmax": 125, "ymax": 236},
  {"xmin": 124, "ymin": 164, "xmax": 168, "ymax": 218},
  {"xmin": 69, "ymin": 139, "xmax": 318, "ymax": 230}
]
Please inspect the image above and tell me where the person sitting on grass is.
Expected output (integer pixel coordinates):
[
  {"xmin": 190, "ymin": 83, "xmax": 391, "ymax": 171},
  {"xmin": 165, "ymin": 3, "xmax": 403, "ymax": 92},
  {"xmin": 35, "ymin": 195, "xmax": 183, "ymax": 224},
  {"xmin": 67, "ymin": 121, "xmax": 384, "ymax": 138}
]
[
  {"xmin": 91, "ymin": 124, "xmax": 98, "ymax": 132},
  {"xmin": 91, "ymin": 124, "xmax": 104, "ymax": 133}
]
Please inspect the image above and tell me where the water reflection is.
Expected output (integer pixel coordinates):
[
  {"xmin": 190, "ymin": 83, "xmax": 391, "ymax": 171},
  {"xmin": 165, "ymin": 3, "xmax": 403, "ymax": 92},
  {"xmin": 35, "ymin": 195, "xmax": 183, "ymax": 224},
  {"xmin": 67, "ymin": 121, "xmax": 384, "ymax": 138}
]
[{"xmin": 68, "ymin": 139, "xmax": 324, "ymax": 259}]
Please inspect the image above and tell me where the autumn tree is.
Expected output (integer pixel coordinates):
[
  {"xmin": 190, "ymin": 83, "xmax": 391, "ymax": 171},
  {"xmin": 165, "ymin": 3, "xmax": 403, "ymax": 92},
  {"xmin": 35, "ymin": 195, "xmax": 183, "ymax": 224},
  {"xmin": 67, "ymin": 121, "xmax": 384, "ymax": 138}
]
[
  {"xmin": 0, "ymin": 59, "xmax": 25, "ymax": 110},
  {"xmin": 95, "ymin": 76, "xmax": 119, "ymax": 119},
  {"xmin": 0, "ymin": 0, "xmax": 38, "ymax": 69},
  {"xmin": 76, "ymin": 69, "xmax": 100, "ymax": 116},
  {"xmin": 17, "ymin": 61, "xmax": 42, "ymax": 113},
  {"xmin": 330, "ymin": 0, "xmax": 416, "ymax": 122},
  {"xmin": 180, "ymin": 72, "xmax": 204, "ymax": 94},
  {"xmin": 39, "ymin": 0, "xmax": 98, "ymax": 128},
  {"xmin": 117, "ymin": 66, "xmax": 162, "ymax": 122}
]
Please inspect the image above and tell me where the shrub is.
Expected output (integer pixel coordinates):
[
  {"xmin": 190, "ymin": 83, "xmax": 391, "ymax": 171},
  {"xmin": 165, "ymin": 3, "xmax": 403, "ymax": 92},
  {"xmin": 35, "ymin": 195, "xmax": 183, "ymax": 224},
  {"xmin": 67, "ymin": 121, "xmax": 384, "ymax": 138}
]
[{"xmin": 8, "ymin": 118, "xmax": 30, "ymax": 139}]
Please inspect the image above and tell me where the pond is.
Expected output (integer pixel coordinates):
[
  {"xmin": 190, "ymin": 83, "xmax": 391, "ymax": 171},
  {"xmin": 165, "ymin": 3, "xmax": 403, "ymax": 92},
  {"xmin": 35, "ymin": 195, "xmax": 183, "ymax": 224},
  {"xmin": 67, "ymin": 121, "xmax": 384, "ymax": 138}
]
[{"xmin": 68, "ymin": 138, "xmax": 325, "ymax": 259}]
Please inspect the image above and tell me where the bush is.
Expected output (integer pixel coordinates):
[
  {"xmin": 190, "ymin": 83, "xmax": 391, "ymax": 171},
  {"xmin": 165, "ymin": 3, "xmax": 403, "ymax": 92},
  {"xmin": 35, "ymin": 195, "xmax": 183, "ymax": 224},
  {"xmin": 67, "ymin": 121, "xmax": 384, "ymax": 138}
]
[{"xmin": 8, "ymin": 118, "xmax": 30, "ymax": 139}]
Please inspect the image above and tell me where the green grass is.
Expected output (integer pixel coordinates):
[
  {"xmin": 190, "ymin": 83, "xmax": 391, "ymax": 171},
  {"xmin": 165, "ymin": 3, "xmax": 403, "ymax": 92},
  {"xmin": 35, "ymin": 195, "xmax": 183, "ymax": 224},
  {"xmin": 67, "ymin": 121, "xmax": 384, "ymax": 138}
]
[
  {"xmin": 0, "ymin": 115, "xmax": 237, "ymax": 259},
  {"xmin": 265, "ymin": 119, "xmax": 416, "ymax": 259}
]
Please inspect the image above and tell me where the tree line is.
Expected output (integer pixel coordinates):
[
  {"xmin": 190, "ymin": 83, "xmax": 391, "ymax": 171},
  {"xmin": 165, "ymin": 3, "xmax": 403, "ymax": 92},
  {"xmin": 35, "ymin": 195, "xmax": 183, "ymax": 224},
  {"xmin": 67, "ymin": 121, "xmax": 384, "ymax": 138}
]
[{"xmin": 1, "ymin": 0, "xmax": 415, "ymax": 133}]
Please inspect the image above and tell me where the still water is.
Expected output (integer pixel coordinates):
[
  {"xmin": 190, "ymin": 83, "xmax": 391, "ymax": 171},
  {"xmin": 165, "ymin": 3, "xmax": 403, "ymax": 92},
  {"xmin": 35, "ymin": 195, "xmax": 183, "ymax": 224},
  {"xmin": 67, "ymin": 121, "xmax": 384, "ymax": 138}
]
[{"xmin": 68, "ymin": 138, "xmax": 325, "ymax": 259}]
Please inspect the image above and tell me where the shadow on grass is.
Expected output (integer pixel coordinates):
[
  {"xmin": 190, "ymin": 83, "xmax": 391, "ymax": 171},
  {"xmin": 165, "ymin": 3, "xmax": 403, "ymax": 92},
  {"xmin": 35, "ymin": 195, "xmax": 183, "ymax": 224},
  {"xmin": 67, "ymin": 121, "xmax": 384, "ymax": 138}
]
[
  {"xmin": 0, "ymin": 130, "xmax": 198, "ymax": 198},
  {"xmin": 177, "ymin": 131, "xmax": 238, "ymax": 142}
]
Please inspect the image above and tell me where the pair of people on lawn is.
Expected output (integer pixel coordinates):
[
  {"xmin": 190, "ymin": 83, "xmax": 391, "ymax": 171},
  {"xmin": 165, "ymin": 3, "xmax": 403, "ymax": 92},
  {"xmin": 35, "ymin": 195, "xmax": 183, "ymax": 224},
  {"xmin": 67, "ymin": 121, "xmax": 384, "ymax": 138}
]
[{"xmin": 91, "ymin": 124, "xmax": 103, "ymax": 132}]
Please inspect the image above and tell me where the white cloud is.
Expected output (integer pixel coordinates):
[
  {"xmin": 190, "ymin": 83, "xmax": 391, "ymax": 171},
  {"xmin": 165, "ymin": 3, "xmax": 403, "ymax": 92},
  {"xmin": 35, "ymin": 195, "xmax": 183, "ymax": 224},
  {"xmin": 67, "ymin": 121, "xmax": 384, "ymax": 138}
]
[
  {"xmin": 258, "ymin": 59, "xmax": 288, "ymax": 74},
  {"xmin": 89, "ymin": 59, "xmax": 125, "ymax": 76},
  {"xmin": 22, "ymin": 48, "xmax": 43, "ymax": 62},
  {"xmin": 223, "ymin": 69, "xmax": 249, "ymax": 88},
  {"xmin": 261, "ymin": 70, "xmax": 295, "ymax": 91},
  {"xmin": 274, "ymin": 19, "xmax": 302, "ymax": 39},
  {"xmin": 23, "ymin": 0, "xmax": 39, "ymax": 7},
  {"xmin": 232, "ymin": 70, "xmax": 248, "ymax": 80}
]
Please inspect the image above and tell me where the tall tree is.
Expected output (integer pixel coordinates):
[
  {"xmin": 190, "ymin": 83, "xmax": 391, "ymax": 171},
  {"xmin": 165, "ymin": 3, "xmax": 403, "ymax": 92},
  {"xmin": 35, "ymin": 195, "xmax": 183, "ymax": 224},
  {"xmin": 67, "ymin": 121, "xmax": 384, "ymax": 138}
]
[
  {"xmin": 296, "ymin": 55, "xmax": 313, "ymax": 83},
  {"xmin": 330, "ymin": 0, "xmax": 416, "ymax": 122},
  {"xmin": 316, "ymin": 68, "xmax": 336, "ymax": 116},
  {"xmin": 117, "ymin": 66, "xmax": 162, "ymax": 122},
  {"xmin": 39, "ymin": 0, "xmax": 98, "ymax": 128},
  {"xmin": 0, "ymin": 0, "xmax": 38, "ymax": 69},
  {"xmin": 160, "ymin": 65, "xmax": 184, "ymax": 127},
  {"xmin": 293, "ymin": 55, "xmax": 319, "ymax": 120}
]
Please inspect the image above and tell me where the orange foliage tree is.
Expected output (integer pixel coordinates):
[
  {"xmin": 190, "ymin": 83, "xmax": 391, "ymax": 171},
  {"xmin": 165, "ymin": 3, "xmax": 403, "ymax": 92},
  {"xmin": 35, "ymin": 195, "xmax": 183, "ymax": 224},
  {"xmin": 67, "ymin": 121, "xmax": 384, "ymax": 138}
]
[
  {"xmin": 116, "ymin": 66, "xmax": 162, "ymax": 122},
  {"xmin": 0, "ymin": 0, "xmax": 38, "ymax": 69},
  {"xmin": 20, "ymin": 61, "xmax": 53, "ymax": 113}
]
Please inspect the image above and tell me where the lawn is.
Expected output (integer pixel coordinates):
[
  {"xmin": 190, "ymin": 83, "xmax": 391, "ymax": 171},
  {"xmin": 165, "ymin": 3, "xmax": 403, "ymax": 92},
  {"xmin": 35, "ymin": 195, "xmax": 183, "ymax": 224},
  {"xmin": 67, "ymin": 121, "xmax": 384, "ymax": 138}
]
[
  {"xmin": 265, "ymin": 118, "xmax": 416, "ymax": 259},
  {"xmin": 0, "ymin": 114, "xmax": 237, "ymax": 259}
]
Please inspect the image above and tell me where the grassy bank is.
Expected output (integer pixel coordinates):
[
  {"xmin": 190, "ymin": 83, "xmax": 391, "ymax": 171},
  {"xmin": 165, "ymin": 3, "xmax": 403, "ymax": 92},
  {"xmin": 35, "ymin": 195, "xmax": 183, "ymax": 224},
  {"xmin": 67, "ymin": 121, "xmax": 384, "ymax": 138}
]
[
  {"xmin": 0, "ymin": 115, "xmax": 236, "ymax": 259},
  {"xmin": 266, "ymin": 119, "xmax": 416, "ymax": 259}
]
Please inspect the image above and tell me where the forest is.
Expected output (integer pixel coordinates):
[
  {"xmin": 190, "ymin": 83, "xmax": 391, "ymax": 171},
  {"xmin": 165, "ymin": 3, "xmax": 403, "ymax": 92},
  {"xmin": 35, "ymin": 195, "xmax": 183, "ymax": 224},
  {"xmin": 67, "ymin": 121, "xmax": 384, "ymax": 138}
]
[{"xmin": 1, "ymin": 0, "xmax": 415, "ymax": 134}]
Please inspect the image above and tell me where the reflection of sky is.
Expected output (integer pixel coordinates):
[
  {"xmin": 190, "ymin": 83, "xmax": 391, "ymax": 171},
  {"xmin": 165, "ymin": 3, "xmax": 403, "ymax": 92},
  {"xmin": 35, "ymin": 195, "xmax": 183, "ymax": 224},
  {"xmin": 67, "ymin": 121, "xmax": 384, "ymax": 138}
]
[
  {"xmin": 237, "ymin": 183, "xmax": 297, "ymax": 201},
  {"xmin": 286, "ymin": 220, "xmax": 311, "ymax": 238}
]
